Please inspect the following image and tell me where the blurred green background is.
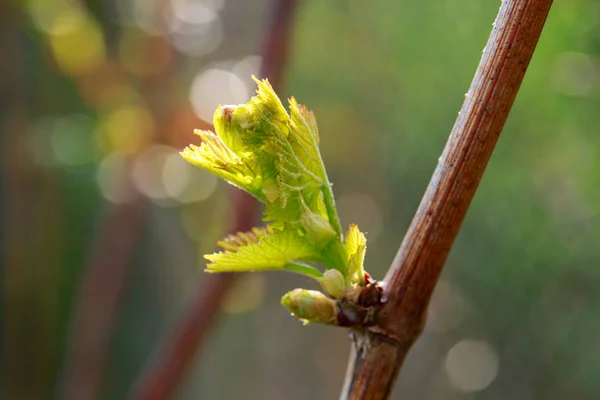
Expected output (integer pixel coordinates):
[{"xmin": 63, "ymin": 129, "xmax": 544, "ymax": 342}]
[{"xmin": 2, "ymin": 0, "xmax": 599, "ymax": 399}]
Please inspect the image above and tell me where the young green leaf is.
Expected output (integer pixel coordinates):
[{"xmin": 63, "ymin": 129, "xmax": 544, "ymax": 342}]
[
  {"xmin": 205, "ymin": 225, "xmax": 323, "ymax": 278},
  {"xmin": 181, "ymin": 128, "xmax": 262, "ymax": 199},
  {"xmin": 182, "ymin": 77, "xmax": 346, "ymax": 267},
  {"xmin": 181, "ymin": 77, "xmax": 376, "ymax": 325},
  {"xmin": 345, "ymin": 224, "xmax": 367, "ymax": 285}
]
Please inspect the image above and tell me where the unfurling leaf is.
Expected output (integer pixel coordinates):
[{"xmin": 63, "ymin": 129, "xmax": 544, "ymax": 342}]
[
  {"xmin": 205, "ymin": 225, "xmax": 322, "ymax": 277},
  {"xmin": 345, "ymin": 224, "xmax": 367, "ymax": 285},
  {"xmin": 181, "ymin": 128, "xmax": 260, "ymax": 199},
  {"xmin": 181, "ymin": 77, "xmax": 376, "ymax": 325}
]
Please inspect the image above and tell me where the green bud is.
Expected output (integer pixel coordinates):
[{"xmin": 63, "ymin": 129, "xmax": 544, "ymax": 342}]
[
  {"xmin": 317, "ymin": 269, "xmax": 346, "ymax": 299},
  {"xmin": 300, "ymin": 204, "xmax": 337, "ymax": 246},
  {"xmin": 281, "ymin": 289, "xmax": 337, "ymax": 325}
]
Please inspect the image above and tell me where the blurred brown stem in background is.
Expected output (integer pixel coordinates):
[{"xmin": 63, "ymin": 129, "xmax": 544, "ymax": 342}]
[
  {"xmin": 1, "ymin": 2, "xmax": 30, "ymax": 398},
  {"xmin": 60, "ymin": 10, "xmax": 183, "ymax": 400},
  {"xmin": 340, "ymin": 1, "xmax": 553, "ymax": 399},
  {"xmin": 60, "ymin": 195, "xmax": 148, "ymax": 400},
  {"xmin": 129, "ymin": 1, "xmax": 299, "ymax": 399}
]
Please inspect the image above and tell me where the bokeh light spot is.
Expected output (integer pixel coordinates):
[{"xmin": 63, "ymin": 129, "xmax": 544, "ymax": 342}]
[
  {"xmin": 76, "ymin": 61, "xmax": 136, "ymax": 111},
  {"xmin": 337, "ymin": 192, "xmax": 383, "ymax": 240},
  {"xmin": 426, "ymin": 280, "xmax": 466, "ymax": 333},
  {"xmin": 50, "ymin": 114, "xmax": 96, "ymax": 166},
  {"xmin": 28, "ymin": 0, "xmax": 85, "ymax": 35},
  {"xmin": 171, "ymin": 0, "xmax": 223, "ymax": 24},
  {"xmin": 162, "ymin": 152, "xmax": 218, "ymax": 203},
  {"xmin": 127, "ymin": 0, "xmax": 174, "ymax": 35},
  {"xmin": 445, "ymin": 339, "xmax": 500, "ymax": 393},
  {"xmin": 234, "ymin": 55, "xmax": 263, "ymax": 85},
  {"xmin": 48, "ymin": 11, "xmax": 106, "ymax": 76},
  {"xmin": 169, "ymin": 17, "xmax": 223, "ymax": 57},
  {"xmin": 551, "ymin": 52, "xmax": 599, "ymax": 97},
  {"xmin": 97, "ymin": 154, "xmax": 137, "ymax": 204},
  {"xmin": 27, "ymin": 114, "xmax": 96, "ymax": 167},
  {"xmin": 222, "ymin": 274, "xmax": 266, "ymax": 314},
  {"xmin": 102, "ymin": 106, "xmax": 155, "ymax": 155},
  {"xmin": 179, "ymin": 193, "xmax": 228, "ymax": 243},
  {"xmin": 162, "ymin": 152, "xmax": 191, "ymax": 200},
  {"xmin": 189, "ymin": 69, "xmax": 249, "ymax": 122},
  {"xmin": 119, "ymin": 27, "xmax": 172, "ymax": 77},
  {"xmin": 131, "ymin": 145, "xmax": 176, "ymax": 203}
]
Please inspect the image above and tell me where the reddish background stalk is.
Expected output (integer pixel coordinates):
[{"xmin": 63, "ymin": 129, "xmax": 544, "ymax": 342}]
[
  {"xmin": 59, "ymin": 2, "xmax": 181, "ymax": 396},
  {"xmin": 60, "ymin": 45, "xmax": 179, "ymax": 400},
  {"xmin": 129, "ymin": 1, "xmax": 299, "ymax": 399},
  {"xmin": 340, "ymin": 1, "xmax": 554, "ymax": 398}
]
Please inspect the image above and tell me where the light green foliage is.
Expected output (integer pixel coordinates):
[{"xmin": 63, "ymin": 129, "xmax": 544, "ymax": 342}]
[
  {"xmin": 205, "ymin": 225, "xmax": 324, "ymax": 277},
  {"xmin": 345, "ymin": 224, "xmax": 367, "ymax": 286},
  {"xmin": 317, "ymin": 269, "xmax": 346, "ymax": 299},
  {"xmin": 182, "ymin": 77, "xmax": 369, "ymax": 323}
]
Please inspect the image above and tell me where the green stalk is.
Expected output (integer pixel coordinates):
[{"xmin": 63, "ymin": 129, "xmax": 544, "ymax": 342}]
[
  {"xmin": 321, "ymin": 180, "xmax": 343, "ymax": 238},
  {"xmin": 323, "ymin": 239, "xmax": 347, "ymax": 275},
  {"xmin": 284, "ymin": 262, "xmax": 324, "ymax": 279}
]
